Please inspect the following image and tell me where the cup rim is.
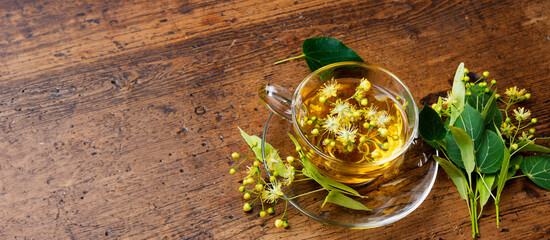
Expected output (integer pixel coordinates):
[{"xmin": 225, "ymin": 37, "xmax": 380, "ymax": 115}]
[{"xmin": 290, "ymin": 61, "xmax": 419, "ymax": 166}]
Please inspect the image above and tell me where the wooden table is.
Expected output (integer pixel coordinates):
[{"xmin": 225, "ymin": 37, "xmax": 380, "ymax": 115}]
[{"xmin": 1, "ymin": 0, "xmax": 549, "ymax": 239}]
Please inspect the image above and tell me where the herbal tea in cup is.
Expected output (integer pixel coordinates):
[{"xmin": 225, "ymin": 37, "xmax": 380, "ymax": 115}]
[{"xmin": 259, "ymin": 62, "xmax": 418, "ymax": 184}]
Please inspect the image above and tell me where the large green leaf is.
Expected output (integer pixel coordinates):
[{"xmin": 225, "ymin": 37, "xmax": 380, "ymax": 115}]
[
  {"xmin": 433, "ymin": 156, "xmax": 469, "ymax": 200},
  {"xmin": 418, "ymin": 105, "xmax": 446, "ymax": 148},
  {"xmin": 475, "ymin": 130, "xmax": 505, "ymax": 173},
  {"xmin": 467, "ymin": 86, "xmax": 503, "ymax": 132},
  {"xmin": 239, "ymin": 128, "xmax": 286, "ymax": 176},
  {"xmin": 449, "ymin": 126, "xmax": 476, "ymax": 176},
  {"xmin": 302, "ymin": 37, "xmax": 364, "ymax": 72},
  {"xmin": 446, "ymin": 104, "xmax": 485, "ymax": 168},
  {"xmin": 322, "ymin": 191, "xmax": 371, "ymax": 211},
  {"xmin": 520, "ymin": 155, "xmax": 550, "ymax": 191},
  {"xmin": 449, "ymin": 62, "xmax": 465, "ymax": 126}
]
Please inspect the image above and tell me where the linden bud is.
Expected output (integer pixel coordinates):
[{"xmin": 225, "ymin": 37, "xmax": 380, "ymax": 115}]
[
  {"xmin": 230, "ymin": 168, "xmax": 236, "ymax": 175},
  {"xmin": 253, "ymin": 160, "xmax": 260, "ymax": 167},
  {"xmin": 329, "ymin": 141, "xmax": 336, "ymax": 147},
  {"xmin": 361, "ymin": 99, "xmax": 369, "ymax": 106},
  {"xmin": 255, "ymin": 184, "xmax": 263, "ymax": 192},
  {"xmin": 464, "ymin": 76, "xmax": 470, "ymax": 82},
  {"xmin": 495, "ymin": 93, "xmax": 501, "ymax": 99},
  {"xmin": 505, "ymin": 117, "xmax": 512, "ymax": 123},
  {"xmin": 525, "ymin": 93, "xmax": 531, "ymax": 99},
  {"xmin": 296, "ymin": 146, "xmax": 302, "ymax": 152},
  {"xmin": 353, "ymin": 111, "xmax": 361, "ymax": 118},
  {"xmin": 529, "ymin": 128, "xmax": 536, "ymax": 134},
  {"xmin": 307, "ymin": 120, "xmax": 313, "ymax": 125},
  {"xmin": 283, "ymin": 221, "xmax": 289, "ymax": 228},
  {"xmin": 379, "ymin": 128, "xmax": 388, "ymax": 137},
  {"xmin": 243, "ymin": 203, "xmax": 252, "ymax": 212},
  {"xmin": 491, "ymin": 79, "xmax": 497, "ymax": 85},
  {"xmin": 286, "ymin": 156, "xmax": 295, "ymax": 163},
  {"xmin": 269, "ymin": 176, "xmax": 276, "ymax": 182},
  {"xmin": 239, "ymin": 186, "xmax": 245, "ymax": 192},
  {"xmin": 531, "ymin": 118, "xmax": 537, "ymax": 124},
  {"xmin": 259, "ymin": 211, "xmax": 267, "ymax": 218},
  {"xmin": 511, "ymin": 143, "xmax": 518, "ymax": 150},
  {"xmin": 273, "ymin": 171, "xmax": 279, "ymax": 177},
  {"xmin": 319, "ymin": 96, "xmax": 327, "ymax": 103},
  {"xmin": 483, "ymin": 71, "xmax": 489, "ymax": 78},
  {"xmin": 243, "ymin": 192, "xmax": 251, "ymax": 200},
  {"xmin": 311, "ymin": 116, "xmax": 317, "ymax": 121},
  {"xmin": 252, "ymin": 141, "xmax": 258, "ymax": 147},
  {"xmin": 231, "ymin": 152, "xmax": 240, "ymax": 159},
  {"xmin": 465, "ymin": 91, "xmax": 472, "ymax": 96},
  {"xmin": 359, "ymin": 136, "xmax": 367, "ymax": 143},
  {"xmin": 311, "ymin": 128, "xmax": 320, "ymax": 135},
  {"xmin": 363, "ymin": 122, "xmax": 371, "ymax": 129},
  {"xmin": 275, "ymin": 219, "xmax": 283, "ymax": 228},
  {"xmin": 382, "ymin": 142, "xmax": 390, "ymax": 150},
  {"xmin": 464, "ymin": 68, "xmax": 469, "ymax": 74},
  {"xmin": 267, "ymin": 207, "xmax": 275, "ymax": 214}
]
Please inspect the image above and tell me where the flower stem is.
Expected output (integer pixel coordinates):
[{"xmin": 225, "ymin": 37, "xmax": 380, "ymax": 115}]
[
  {"xmin": 288, "ymin": 188, "xmax": 325, "ymax": 200},
  {"xmin": 274, "ymin": 54, "xmax": 306, "ymax": 65}
]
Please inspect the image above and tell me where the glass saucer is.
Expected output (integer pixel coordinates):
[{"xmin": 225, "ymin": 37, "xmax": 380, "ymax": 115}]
[{"xmin": 261, "ymin": 113, "xmax": 438, "ymax": 229}]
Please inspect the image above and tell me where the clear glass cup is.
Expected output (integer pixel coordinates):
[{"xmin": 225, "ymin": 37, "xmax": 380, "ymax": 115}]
[{"xmin": 259, "ymin": 62, "xmax": 419, "ymax": 184}]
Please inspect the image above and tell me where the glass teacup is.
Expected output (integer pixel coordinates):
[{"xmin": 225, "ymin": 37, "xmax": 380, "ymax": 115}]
[{"xmin": 259, "ymin": 62, "xmax": 418, "ymax": 184}]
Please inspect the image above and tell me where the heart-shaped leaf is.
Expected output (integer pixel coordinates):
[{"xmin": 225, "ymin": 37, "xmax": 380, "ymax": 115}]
[
  {"xmin": 518, "ymin": 141, "xmax": 550, "ymax": 153},
  {"xmin": 467, "ymin": 86, "xmax": 503, "ymax": 132},
  {"xmin": 419, "ymin": 105, "xmax": 446, "ymax": 148},
  {"xmin": 475, "ymin": 130, "xmax": 505, "ymax": 173},
  {"xmin": 302, "ymin": 37, "xmax": 364, "ymax": 72},
  {"xmin": 520, "ymin": 155, "xmax": 550, "ymax": 191},
  {"xmin": 446, "ymin": 104, "xmax": 485, "ymax": 168}
]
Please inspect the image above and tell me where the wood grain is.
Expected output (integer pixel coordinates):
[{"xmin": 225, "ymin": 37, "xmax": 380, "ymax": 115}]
[{"xmin": 0, "ymin": 0, "xmax": 549, "ymax": 239}]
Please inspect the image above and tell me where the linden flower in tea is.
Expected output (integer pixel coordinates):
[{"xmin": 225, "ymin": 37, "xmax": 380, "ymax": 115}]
[{"xmin": 299, "ymin": 77, "xmax": 406, "ymax": 163}]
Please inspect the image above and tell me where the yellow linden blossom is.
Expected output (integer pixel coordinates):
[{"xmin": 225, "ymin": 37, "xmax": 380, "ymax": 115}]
[
  {"xmin": 513, "ymin": 107, "xmax": 531, "ymax": 121},
  {"xmin": 262, "ymin": 184, "xmax": 284, "ymax": 203},
  {"xmin": 505, "ymin": 86, "xmax": 526, "ymax": 99},
  {"xmin": 356, "ymin": 78, "xmax": 372, "ymax": 98},
  {"xmin": 265, "ymin": 151, "xmax": 282, "ymax": 171},
  {"xmin": 330, "ymin": 99, "xmax": 351, "ymax": 119},
  {"xmin": 282, "ymin": 165, "xmax": 295, "ymax": 185},
  {"xmin": 245, "ymin": 166, "xmax": 258, "ymax": 179},
  {"xmin": 518, "ymin": 131, "xmax": 533, "ymax": 142},
  {"xmin": 375, "ymin": 111, "xmax": 391, "ymax": 127},
  {"xmin": 442, "ymin": 91, "xmax": 457, "ymax": 106},
  {"xmin": 336, "ymin": 125, "xmax": 358, "ymax": 145},
  {"xmin": 322, "ymin": 115, "xmax": 340, "ymax": 133},
  {"xmin": 319, "ymin": 78, "xmax": 340, "ymax": 99},
  {"xmin": 500, "ymin": 122, "xmax": 516, "ymax": 137}
]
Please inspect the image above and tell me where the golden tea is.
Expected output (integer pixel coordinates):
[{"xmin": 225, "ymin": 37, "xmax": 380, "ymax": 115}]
[{"xmin": 295, "ymin": 77, "xmax": 408, "ymax": 183}]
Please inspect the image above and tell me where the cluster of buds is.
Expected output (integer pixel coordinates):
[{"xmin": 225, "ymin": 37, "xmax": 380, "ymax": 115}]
[
  {"xmin": 300, "ymin": 78, "xmax": 404, "ymax": 162},
  {"xmin": 229, "ymin": 142, "xmax": 296, "ymax": 229}
]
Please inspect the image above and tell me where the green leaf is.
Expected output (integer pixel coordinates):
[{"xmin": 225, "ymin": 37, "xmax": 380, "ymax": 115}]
[
  {"xmin": 475, "ymin": 130, "xmax": 505, "ymax": 173},
  {"xmin": 477, "ymin": 173, "xmax": 496, "ymax": 208},
  {"xmin": 302, "ymin": 37, "xmax": 364, "ymax": 72},
  {"xmin": 467, "ymin": 86, "xmax": 503, "ymax": 132},
  {"xmin": 446, "ymin": 104, "xmax": 485, "ymax": 168},
  {"xmin": 520, "ymin": 155, "xmax": 550, "ymax": 191},
  {"xmin": 239, "ymin": 128, "xmax": 286, "ymax": 176},
  {"xmin": 418, "ymin": 105, "xmax": 446, "ymax": 144},
  {"xmin": 433, "ymin": 156, "xmax": 469, "ymax": 200},
  {"xmin": 495, "ymin": 147, "xmax": 511, "ymax": 198},
  {"xmin": 322, "ymin": 191, "xmax": 371, "ymax": 211},
  {"xmin": 449, "ymin": 62, "xmax": 465, "ymax": 126},
  {"xmin": 287, "ymin": 133, "xmax": 362, "ymax": 197},
  {"xmin": 449, "ymin": 126, "xmax": 476, "ymax": 176},
  {"xmin": 518, "ymin": 141, "xmax": 550, "ymax": 153}
]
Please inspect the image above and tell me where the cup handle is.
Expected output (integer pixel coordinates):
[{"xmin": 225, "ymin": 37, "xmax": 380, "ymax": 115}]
[{"xmin": 258, "ymin": 84, "xmax": 293, "ymax": 121}]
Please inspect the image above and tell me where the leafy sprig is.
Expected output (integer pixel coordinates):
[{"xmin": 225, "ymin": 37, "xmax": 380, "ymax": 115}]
[{"xmin": 419, "ymin": 63, "xmax": 550, "ymax": 238}]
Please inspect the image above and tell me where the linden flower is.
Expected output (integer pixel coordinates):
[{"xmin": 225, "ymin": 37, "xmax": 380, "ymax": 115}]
[
  {"xmin": 513, "ymin": 107, "xmax": 531, "ymax": 121},
  {"xmin": 262, "ymin": 184, "xmax": 284, "ymax": 203},
  {"xmin": 336, "ymin": 125, "xmax": 358, "ymax": 145},
  {"xmin": 500, "ymin": 122, "xmax": 516, "ymax": 137},
  {"xmin": 319, "ymin": 79, "xmax": 340, "ymax": 99},
  {"xmin": 518, "ymin": 131, "xmax": 533, "ymax": 142},
  {"xmin": 245, "ymin": 166, "xmax": 258, "ymax": 179},
  {"xmin": 364, "ymin": 106, "xmax": 378, "ymax": 119},
  {"xmin": 265, "ymin": 151, "xmax": 282, "ymax": 171},
  {"xmin": 442, "ymin": 91, "xmax": 457, "ymax": 106},
  {"xmin": 505, "ymin": 86, "xmax": 526, "ymax": 99},
  {"xmin": 358, "ymin": 78, "xmax": 372, "ymax": 91},
  {"xmin": 282, "ymin": 165, "xmax": 295, "ymax": 185},
  {"xmin": 375, "ymin": 111, "xmax": 391, "ymax": 127},
  {"xmin": 330, "ymin": 99, "xmax": 351, "ymax": 119},
  {"xmin": 322, "ymin": 115, "xmax": 340, "ymax": 133}
]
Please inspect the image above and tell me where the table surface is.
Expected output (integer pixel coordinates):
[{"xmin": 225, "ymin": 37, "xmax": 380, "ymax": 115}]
[{"xmin": 1, "ymin": 0, "xmax": 550, "ymax": 239}]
